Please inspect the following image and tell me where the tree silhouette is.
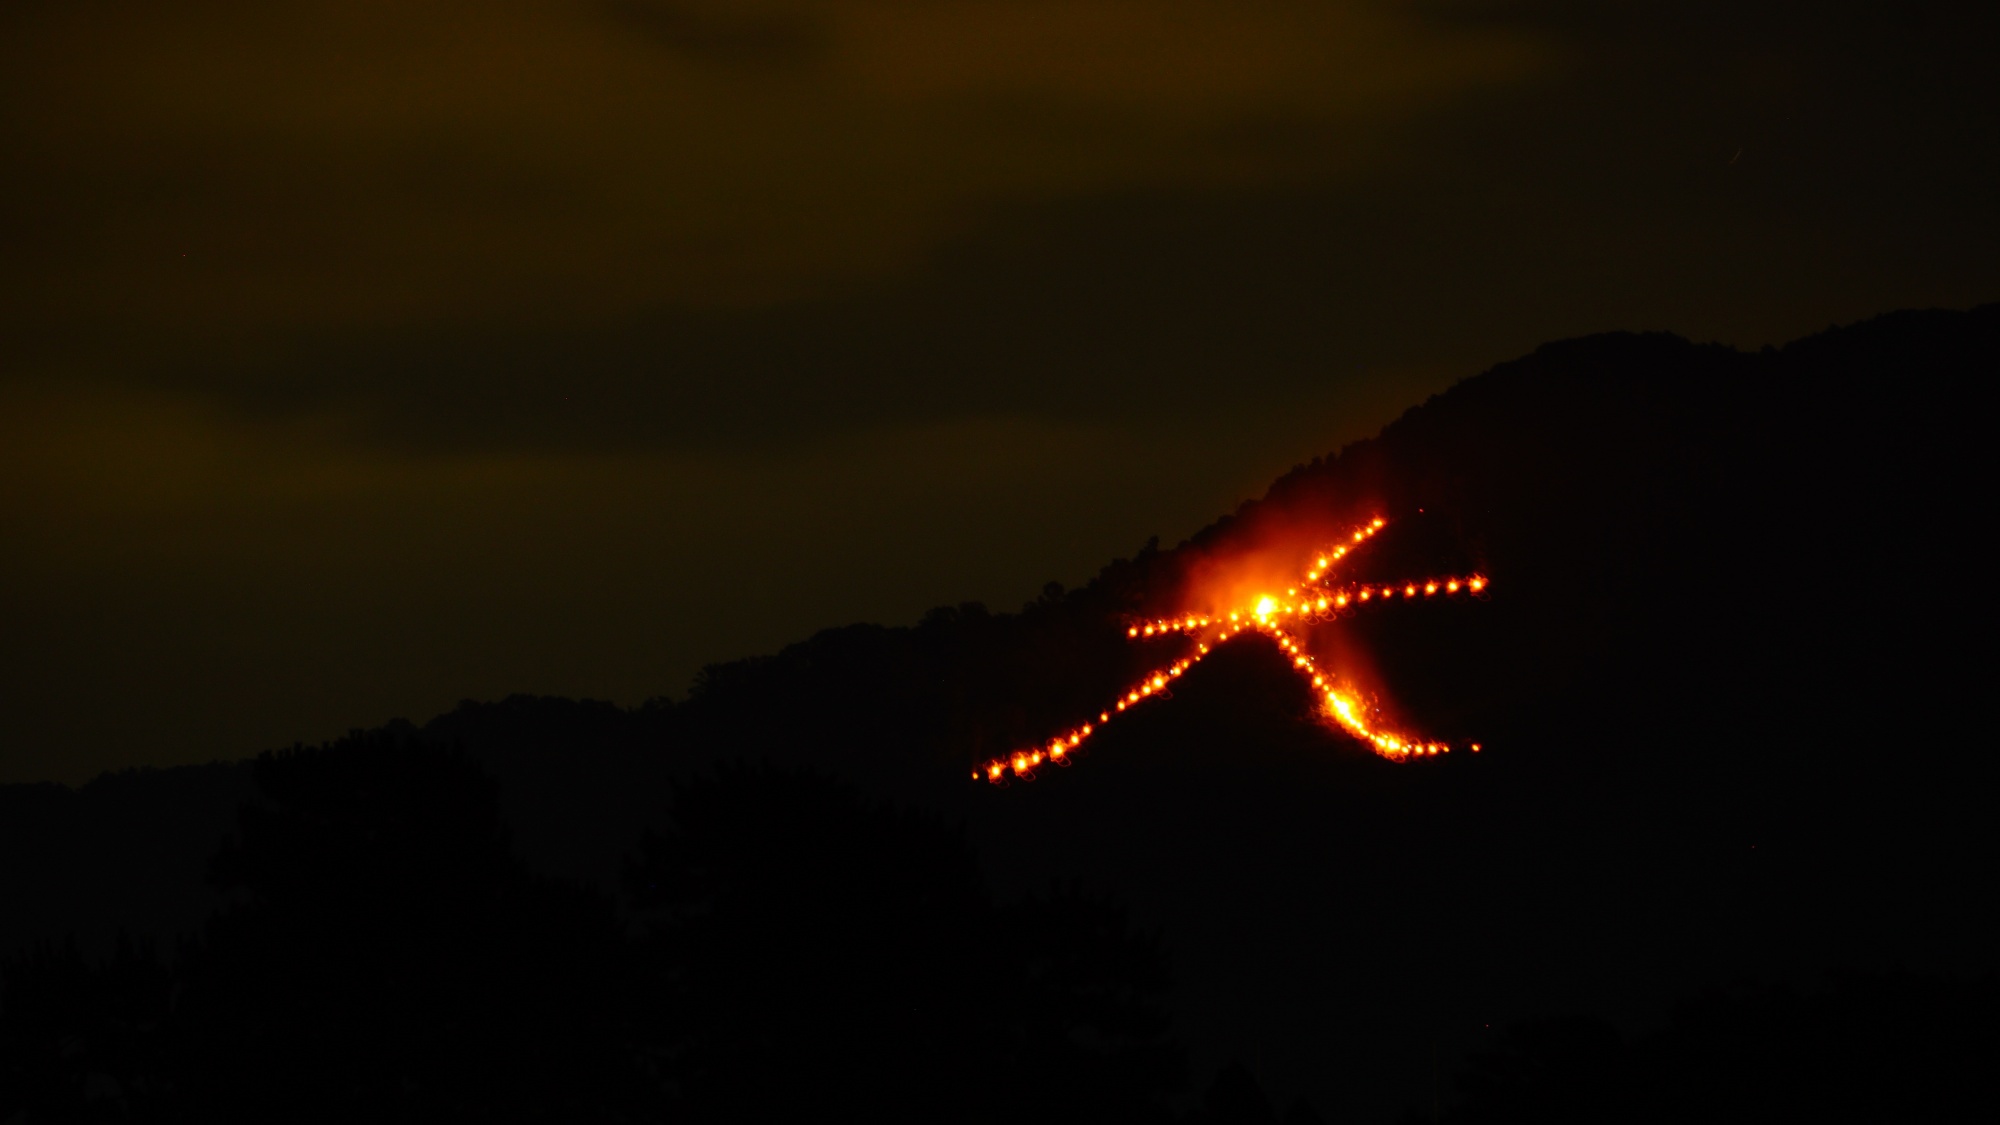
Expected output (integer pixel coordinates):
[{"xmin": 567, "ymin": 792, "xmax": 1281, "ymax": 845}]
[
  {"xmin": 5, "ymin": 745, "xmax": 1190, "ymax": 1123},
  {"xmin": 0, "ymin": 932, "xmax": 173, "ymax": 1122},
  {"xmin": 1422, "ymin": 972, "xmax": 2000, "ymax": 1123},
  {"xmin": 626, "ymin": 763, "xmax": 1184, "ymax": 1123},
  {"xmin": 162, "ymin": 733, "xmax": 653, "ymax": 1122}
]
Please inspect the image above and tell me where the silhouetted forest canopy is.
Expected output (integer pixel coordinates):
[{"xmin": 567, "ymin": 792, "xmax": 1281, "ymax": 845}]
[{"xmin": 5, "ymin": 306, "xmax": 1996, "ymax": 1122}]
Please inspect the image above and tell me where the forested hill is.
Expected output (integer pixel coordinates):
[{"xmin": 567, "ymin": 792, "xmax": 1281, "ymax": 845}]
[
  {"xmin": 632, "ymin": 302, "xmax": 1995, "ymax": 808},
  {"xmin": 4, "ymin": 305, "xmax": 1995, "ymax": 1123}
]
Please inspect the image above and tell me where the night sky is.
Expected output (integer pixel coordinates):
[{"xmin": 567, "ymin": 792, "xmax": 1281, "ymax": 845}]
[{"xmin": 5, "ymin": 1, "xmax": 1996, "ymax": 783}]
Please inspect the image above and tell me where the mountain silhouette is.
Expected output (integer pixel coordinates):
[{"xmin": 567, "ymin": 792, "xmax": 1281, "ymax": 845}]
[{"xmin": 5, "ymin": 305, "xmax": 1995, "ymax": 1122}]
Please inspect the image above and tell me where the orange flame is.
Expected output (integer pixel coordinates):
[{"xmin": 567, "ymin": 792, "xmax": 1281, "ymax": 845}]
[{"xmin": 976, "ymin": 516, "xmax": 1489, "ymax": 783}]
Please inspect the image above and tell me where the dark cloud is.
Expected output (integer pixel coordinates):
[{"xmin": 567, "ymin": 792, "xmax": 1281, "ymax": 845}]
[
  {"xmin": 8, "ymin": 1, "xmax": 1992, "ymax": 454},
  {"xmin": 0, "ymin": 0, "xmax": 1534, "ymax": 348},
  {"xmin": 602, "ymin": 0, "xmax": 829, "ymax": 66}
]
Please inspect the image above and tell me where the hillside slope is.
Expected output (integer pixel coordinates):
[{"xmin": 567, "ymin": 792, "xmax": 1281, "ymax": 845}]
[{"xmin": 5, "ymin": 305, "xmax": 1994, "ymax": 1121}]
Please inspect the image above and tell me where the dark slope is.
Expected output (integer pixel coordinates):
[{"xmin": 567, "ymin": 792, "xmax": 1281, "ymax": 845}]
[
  {"xmin": 0, "ymin": 765, "xmax": 255, "ymax": 960},
  {"xmin": 943, "ymin": 307, "xmax": 1998, "ymax": 1119},
  {"xmin": 4, "ymin": 305, "xmax": 1995, "ymax": 1121},
  {"xmin": 465, "ymin": 303, "xmax": 1999, "ymax": 1120}
]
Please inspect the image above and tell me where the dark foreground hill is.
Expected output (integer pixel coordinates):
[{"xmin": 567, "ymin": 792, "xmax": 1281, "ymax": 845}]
[{"xmin": 4, "ymin": 306, "xmax": 1996, "ymax": 1122}]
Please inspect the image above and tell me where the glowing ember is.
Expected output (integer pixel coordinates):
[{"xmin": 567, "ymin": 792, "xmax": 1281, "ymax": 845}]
[{"xmin": 975, "ymin": 516, "xmax": 1490, "ymax": 783}]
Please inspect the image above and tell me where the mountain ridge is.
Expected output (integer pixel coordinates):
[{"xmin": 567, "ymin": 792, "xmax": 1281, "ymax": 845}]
[{"xmin": 5, "ymin": 303, "xmax": 1995, "ymax": 1121}]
